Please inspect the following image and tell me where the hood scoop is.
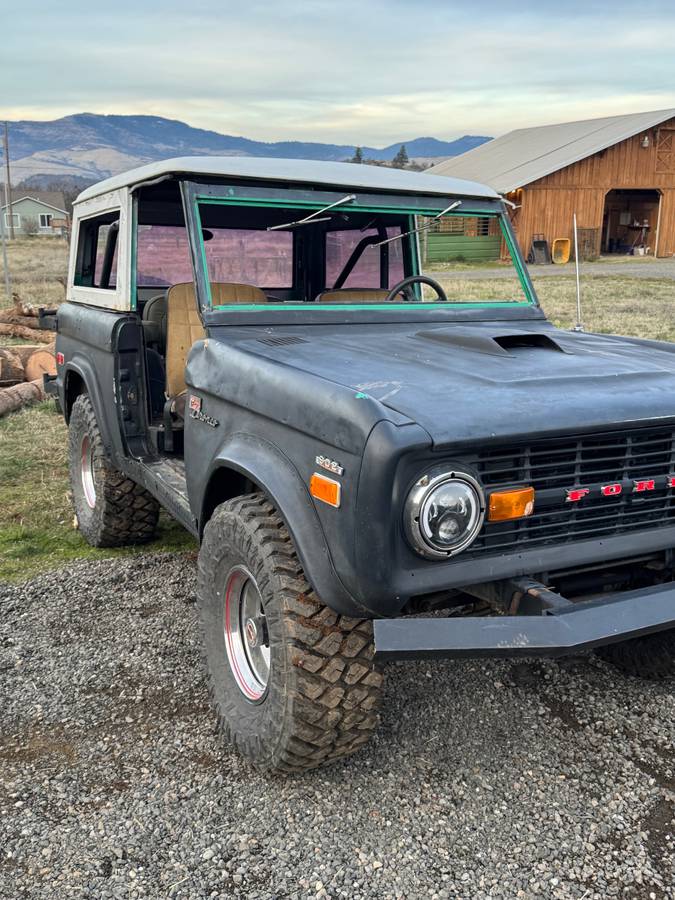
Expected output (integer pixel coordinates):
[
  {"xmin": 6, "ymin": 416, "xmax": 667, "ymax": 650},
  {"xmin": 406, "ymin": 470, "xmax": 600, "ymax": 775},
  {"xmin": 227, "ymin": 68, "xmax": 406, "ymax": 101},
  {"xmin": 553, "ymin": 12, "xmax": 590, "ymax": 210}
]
[
  {"xmin": 493, "ymin": 333, "xmax": 566, "ymax": 353},
  {"xmin": 416, "ymin": 327, "xmax": 568, "ymax": 357}
]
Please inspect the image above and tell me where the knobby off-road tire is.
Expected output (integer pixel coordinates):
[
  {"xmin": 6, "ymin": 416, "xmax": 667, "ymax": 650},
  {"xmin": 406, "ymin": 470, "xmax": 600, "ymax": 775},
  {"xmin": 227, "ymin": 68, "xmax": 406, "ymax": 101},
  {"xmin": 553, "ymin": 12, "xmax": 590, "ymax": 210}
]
[
  {"xmin": 197, "ymin": 493, "xmax": 383, "ymax": 773},
  {"xmin": 68, "ymin": 394, "xmax": 159, "ymax": 547},
  {"xmin": 596, "ymin": 629, "xmax": 675, "ymax": 680}
]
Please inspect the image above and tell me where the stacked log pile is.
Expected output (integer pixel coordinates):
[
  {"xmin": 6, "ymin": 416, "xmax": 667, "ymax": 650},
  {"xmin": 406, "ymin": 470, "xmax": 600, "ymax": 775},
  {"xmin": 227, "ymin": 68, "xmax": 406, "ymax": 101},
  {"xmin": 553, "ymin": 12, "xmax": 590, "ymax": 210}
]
[{"xmin": 0, "ymin": 296, "xmax": 56, "ymax": 417}]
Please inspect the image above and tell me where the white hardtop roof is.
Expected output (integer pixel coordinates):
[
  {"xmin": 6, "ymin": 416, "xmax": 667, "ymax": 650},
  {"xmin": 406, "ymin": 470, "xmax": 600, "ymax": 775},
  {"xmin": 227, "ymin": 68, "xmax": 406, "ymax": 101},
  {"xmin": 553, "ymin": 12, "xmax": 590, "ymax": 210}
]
[
  {"xmin": 429, "ymin": 107, "xmax": 675, "ymax": 193},
  {"xmin": 75, "ymin": 155, "xmax": 500, "ymax": 204}
]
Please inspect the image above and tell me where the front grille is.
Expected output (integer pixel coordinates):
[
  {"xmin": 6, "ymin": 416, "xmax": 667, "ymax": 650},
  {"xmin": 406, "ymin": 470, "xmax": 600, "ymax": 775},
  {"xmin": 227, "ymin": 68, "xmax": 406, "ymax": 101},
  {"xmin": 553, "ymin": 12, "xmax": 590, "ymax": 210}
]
[{"xmin": 464, "ymin": 427, "xmax": 675, "ymax": 557}]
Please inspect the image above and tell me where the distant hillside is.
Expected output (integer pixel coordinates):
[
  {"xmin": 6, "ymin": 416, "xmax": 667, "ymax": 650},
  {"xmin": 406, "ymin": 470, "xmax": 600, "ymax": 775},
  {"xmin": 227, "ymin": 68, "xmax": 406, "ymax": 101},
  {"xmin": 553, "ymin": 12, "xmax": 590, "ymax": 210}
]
[{"xmin": 8, "ymin": 113, "xmax": 491, "ymax": 185}]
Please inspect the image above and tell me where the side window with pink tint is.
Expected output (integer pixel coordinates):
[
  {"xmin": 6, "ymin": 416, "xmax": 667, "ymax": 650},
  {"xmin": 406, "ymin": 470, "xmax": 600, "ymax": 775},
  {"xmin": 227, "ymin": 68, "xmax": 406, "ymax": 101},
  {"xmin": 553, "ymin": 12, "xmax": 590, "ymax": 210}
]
[
  {"xmin": 136, "ymin": 225, "xmax": 193, "ymax": 287},
  {"xmin": 94, "ymin": 224, "xmax": 119, "ymax": 287},
  {"xmin": 324, "ymin": 227, "xmax": 404, "ymax": 289}
]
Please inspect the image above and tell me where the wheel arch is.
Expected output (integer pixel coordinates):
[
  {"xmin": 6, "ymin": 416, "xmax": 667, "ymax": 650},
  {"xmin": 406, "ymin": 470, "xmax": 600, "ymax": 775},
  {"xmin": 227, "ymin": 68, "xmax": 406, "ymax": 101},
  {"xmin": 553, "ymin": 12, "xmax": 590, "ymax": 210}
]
[
  {"xmin": 198, "ymin": 435, "xmax": 366, "ymax": 617},
  {"xmin": 201, "ymin": 465, "xmax": 258, "ymax": 529},
  {"xmin": 63, "ymin": 358, "xmax": 114, "ymax": 453},
  {"xmin": 64, "ymin": 367, "xmax": 85, "ymax": 421}
]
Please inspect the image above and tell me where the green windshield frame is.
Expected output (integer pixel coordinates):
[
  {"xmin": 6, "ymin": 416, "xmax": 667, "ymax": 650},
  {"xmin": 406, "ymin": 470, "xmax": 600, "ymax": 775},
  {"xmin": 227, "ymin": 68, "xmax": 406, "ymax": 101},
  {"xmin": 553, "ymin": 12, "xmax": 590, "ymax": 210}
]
[{"xmin": 192, "ymin": 191, "xmax": 536, "ymax": 311}]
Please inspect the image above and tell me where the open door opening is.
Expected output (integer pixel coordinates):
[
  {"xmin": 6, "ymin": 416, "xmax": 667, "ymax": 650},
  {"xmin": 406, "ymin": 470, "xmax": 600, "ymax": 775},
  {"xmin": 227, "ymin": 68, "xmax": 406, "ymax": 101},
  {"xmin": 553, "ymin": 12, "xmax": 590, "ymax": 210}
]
[{"xmin": 602, "ymin": 189, "xmax": 661, "ymax": 256}]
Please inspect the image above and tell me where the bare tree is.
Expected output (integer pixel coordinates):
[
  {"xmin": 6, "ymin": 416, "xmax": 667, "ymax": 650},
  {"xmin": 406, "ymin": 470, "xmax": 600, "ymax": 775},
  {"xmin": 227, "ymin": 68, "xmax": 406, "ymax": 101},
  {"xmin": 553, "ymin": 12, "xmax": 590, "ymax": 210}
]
[{"xmin": 21, "ymin": 216, "xmax": 39, "ymax": 236}]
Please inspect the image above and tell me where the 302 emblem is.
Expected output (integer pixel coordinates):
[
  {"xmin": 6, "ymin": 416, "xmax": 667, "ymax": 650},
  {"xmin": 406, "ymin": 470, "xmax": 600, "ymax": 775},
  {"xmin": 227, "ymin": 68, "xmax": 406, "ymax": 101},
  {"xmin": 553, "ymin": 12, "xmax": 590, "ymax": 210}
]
[
  {"xmin": 315, "ymin": 455, "xmax": 345, "ymax": 476},
  {"xmin": 188, "ymin": 395, "xmax": 219, "ymax": 428}
]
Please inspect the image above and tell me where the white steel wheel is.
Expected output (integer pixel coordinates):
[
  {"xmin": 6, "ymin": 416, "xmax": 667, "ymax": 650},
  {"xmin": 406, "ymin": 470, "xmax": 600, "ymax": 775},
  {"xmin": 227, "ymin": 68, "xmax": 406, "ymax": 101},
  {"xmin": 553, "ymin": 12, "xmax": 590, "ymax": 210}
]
[
  {"xmin": 223, "ymin": 565, "xmax": 271, "ymax": 702},
  {"xmin": 80, "ymin": 434, "xmax": 97, "ymax": 509}
]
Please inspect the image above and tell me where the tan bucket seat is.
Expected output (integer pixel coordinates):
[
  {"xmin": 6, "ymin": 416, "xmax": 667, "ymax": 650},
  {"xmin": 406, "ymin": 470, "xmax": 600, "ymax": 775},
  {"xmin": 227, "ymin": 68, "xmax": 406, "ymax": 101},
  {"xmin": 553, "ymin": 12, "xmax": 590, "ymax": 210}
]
[{"xmin": 165, "ymin": 281, "xmax": 267, "ymax": 401}]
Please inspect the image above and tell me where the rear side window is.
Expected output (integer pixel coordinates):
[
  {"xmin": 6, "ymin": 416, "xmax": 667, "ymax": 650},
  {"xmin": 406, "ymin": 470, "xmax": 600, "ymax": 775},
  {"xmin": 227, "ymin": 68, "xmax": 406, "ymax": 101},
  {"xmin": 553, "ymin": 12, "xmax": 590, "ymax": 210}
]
[{"xmin": 74, "ymin": 211, "xmax": 119, "ymax": 289}]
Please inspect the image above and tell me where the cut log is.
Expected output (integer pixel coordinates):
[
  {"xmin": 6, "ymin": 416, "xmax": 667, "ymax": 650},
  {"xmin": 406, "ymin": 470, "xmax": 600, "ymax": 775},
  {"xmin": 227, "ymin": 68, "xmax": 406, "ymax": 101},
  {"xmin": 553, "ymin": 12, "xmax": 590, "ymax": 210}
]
[
  {"xmin": 0, "ymin": 344, "xmax": 53, "ymax": 366},
  {"xmin": 0, "ymin": 324, "xmax": 54, "ymax": 344},
  {"xmin": 0, "ymin": 349, "xmax": 24, "ymax": 386},
  {"xmin": 0, "ymin": 311, "xmax": 45, "ymax": 328},
  {"xmin": 0, "ymin": 379, "xmax": 45, "ymax": 418},
  {"xmin": 25, "ymin": 348, "xmax": 56, "ymax": 383}
]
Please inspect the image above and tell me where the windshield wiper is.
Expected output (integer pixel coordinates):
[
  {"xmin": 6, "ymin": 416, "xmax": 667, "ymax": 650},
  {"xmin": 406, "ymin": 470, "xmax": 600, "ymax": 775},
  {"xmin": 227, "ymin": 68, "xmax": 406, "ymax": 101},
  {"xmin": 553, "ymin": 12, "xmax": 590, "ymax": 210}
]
[
  {"xmin": 267, "ymin": 194, "xmax": 356, "ymax": 231},
  {"xmin": 373, "ymin": 200, "xmax": 462, "ymax": 246}
]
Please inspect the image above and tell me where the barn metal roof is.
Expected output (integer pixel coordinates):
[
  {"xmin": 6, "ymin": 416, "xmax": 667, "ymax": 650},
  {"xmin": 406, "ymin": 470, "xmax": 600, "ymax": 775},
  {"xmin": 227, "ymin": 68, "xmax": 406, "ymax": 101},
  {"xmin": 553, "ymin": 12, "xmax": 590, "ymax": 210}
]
[
  {"xmin": 75, "ymin": 155, "xmax": 499, "ymax": 204},
  {"xmin": 428, "ymin": 108, "xmax": 675, "ymax": 193}
]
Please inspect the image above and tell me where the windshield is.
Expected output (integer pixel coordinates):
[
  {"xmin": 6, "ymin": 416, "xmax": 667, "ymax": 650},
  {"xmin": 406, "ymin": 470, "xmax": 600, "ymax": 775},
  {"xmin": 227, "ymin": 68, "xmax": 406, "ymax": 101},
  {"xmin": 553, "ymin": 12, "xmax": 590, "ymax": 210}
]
[{"xmin": 193, "ymin": 195, "xmax": 534, "ymax": 310}]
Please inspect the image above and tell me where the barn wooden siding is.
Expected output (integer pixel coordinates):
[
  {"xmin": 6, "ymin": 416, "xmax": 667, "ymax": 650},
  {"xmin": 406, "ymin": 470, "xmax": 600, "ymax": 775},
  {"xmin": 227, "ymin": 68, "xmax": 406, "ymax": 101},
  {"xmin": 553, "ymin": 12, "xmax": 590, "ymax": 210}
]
[
  {"xmin": 426, "ymin": 215, "xmax": 501, "ymax": 262},
  {"xmin": 510, "ymin": 116, "xmax": 675, "ymax": 259}
]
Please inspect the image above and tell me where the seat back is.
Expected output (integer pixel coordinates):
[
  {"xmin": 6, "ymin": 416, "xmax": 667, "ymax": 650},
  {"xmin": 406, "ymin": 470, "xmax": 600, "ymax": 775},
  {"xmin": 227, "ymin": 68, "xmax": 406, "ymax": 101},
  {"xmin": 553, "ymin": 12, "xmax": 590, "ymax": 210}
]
[
  {"xmin": 142, "ymin": 292, "xmax": 168, "ymax": 350},
  {"xmin": 211, "ymin": 282, "xmax": 267, "ymax": 304},
  {"xmin": 164, "ymin": 282, "xmax": 268, "ymax": 397},
  {"xmin": 315, "ymin": 289, "xmax": 390, "ymax": 303},
  {"xmin": 165, "ymin": 283, "xmax": 205, "ymax": 398}
]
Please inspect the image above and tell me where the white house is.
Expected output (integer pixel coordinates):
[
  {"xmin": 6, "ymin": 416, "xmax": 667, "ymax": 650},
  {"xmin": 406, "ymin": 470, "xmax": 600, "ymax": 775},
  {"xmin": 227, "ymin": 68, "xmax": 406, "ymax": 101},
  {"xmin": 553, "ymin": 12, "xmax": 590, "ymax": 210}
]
[{"xmin": 1, "ymin": 188, "xmax": 69, "ymax": 236}]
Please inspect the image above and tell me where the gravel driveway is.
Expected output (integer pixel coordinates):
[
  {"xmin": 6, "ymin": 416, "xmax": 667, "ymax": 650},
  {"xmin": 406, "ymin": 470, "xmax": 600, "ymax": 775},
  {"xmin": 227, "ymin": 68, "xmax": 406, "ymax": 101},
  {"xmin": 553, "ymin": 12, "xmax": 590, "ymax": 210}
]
[{"xmin": 1, "ymin": 554, "xmax": 674, "ymax": 899}]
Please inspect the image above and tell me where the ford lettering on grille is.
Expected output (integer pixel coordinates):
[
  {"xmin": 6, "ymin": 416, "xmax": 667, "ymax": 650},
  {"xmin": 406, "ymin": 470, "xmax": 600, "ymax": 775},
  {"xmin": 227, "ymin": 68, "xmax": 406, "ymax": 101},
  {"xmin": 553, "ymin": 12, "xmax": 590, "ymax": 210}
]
[
  {"xmin": 566, "ymin": 476, "xmax": 675, "ymax": 502},
  {"xmin": 463, "ymin": 428, "xmax": 675, "ymax": 558}
]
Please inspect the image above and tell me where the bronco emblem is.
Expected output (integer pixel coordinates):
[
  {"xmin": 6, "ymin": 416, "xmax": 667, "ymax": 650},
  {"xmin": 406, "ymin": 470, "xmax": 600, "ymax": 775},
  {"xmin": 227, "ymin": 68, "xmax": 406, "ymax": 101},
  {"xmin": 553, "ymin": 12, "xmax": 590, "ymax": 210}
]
[{"xmin": 188, "ymin": 395, "xmax": 219, "ymax": 428}]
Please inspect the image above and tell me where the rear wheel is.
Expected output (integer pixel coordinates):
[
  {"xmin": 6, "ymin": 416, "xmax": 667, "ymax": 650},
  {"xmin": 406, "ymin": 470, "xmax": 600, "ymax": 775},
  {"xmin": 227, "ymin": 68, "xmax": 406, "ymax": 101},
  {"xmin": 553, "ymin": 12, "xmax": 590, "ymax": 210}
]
[
  {"xmin": 197, "ymin": 493, "xmax": 383, "ymax": 773},
  {"xmin": 596, "ymin": 629, "xmax": 675, "ymax": 679},
  {"xmin": 68, "ymin": 394, "xmax": 159, "ymax": 547}
]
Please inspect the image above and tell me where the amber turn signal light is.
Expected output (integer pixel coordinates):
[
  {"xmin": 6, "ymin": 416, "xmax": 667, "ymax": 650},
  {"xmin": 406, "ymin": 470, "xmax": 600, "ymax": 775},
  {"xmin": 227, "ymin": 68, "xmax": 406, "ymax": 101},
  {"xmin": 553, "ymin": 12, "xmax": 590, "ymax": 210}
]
[
  {"xmin": 310, "ymin": 473, "xmax": 341, "ymax": 508},
  {"xmin": 488, "ymin": 486, "xmax": 535, "ymax": 522}
]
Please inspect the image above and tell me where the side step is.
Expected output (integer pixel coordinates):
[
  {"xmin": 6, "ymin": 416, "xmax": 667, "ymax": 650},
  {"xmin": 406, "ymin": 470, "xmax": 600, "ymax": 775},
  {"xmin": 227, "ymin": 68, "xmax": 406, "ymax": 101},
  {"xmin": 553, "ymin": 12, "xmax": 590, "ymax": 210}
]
[
  {"xmin": 121, "ymin": 455, "xmax": 197, "ymax": 537},
  {"xmin": 374, "ymin": 582, "xmax": 675, "ymax": 661}
]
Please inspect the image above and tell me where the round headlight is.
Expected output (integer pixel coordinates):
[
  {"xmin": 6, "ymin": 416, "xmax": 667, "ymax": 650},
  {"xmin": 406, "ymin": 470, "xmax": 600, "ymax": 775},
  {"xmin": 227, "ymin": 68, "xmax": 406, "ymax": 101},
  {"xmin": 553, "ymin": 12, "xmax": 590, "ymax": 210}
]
[{"xmin": 404, "ymin": 468, "xmax": 485, "ymax": 559}]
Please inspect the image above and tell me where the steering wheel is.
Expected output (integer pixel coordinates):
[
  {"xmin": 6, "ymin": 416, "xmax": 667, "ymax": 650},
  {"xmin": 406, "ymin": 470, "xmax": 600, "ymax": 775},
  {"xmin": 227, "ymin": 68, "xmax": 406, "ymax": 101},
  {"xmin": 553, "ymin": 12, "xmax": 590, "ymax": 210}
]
[{"xmin": 383, "ymin": 275, "xmax": 448, "ymax": 303}]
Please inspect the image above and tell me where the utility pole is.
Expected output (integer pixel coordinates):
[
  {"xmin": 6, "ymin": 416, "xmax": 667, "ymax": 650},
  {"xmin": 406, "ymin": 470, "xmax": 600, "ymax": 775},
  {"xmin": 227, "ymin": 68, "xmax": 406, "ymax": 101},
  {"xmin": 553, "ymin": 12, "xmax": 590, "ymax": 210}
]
[
  {"xmin": 0, "ymin": 188, "xmax": 10, "ymax": 301},
  {"xmin": 3, "ymin": 122, "xmax": 14, "ymax": 240}
]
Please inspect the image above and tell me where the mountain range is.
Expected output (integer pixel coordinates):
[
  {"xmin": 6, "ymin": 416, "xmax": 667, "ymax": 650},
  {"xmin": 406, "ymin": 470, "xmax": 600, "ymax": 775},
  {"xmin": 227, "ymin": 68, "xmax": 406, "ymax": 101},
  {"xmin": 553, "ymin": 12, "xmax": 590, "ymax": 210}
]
[{"xmin": 8, "ymin": 113, "xmax": 492, "ymax": 186}]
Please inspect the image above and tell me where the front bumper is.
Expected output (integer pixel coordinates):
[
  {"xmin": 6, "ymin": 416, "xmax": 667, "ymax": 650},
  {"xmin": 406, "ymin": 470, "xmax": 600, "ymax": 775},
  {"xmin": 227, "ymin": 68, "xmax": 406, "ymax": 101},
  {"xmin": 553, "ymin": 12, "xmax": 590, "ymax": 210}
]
[{"xmin": 374, "ymin": 581, "xmax": 675, "ymax": 660}]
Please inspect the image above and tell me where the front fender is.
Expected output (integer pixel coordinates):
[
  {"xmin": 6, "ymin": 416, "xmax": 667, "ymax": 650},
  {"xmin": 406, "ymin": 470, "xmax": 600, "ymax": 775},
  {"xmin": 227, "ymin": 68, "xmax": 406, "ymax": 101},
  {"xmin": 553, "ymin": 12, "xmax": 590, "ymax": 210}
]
[{"xmin": 200, "ymin": 433, "xmax": 368, "ymax": 618}]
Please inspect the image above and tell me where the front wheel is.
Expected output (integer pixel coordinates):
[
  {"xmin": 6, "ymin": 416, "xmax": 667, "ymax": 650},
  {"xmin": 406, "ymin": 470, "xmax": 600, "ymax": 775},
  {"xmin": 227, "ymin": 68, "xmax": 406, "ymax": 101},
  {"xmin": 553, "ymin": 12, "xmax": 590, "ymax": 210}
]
[
  {"xmin": 197, "ymin": 493, "xmax": 383, "ymax": 773},
  {"xmin": 68, "ymin": 394, "xmax": 159, "ymax": 547}
]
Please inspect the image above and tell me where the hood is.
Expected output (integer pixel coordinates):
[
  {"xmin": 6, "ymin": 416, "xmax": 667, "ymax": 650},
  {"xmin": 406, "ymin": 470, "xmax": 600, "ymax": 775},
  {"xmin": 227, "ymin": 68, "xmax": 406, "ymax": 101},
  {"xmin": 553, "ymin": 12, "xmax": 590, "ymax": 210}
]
[{"xmin": 229, "ymin": 320, "xmax": 675, "ymax": 447}]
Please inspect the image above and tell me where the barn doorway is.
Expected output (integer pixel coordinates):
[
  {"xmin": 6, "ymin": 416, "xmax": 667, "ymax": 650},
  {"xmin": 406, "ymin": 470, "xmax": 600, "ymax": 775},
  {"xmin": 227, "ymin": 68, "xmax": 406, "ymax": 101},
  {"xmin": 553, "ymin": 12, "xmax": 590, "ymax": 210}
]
[{"xmin": 602, "ymin": 189, "xmax": 661, "ymax": 255}]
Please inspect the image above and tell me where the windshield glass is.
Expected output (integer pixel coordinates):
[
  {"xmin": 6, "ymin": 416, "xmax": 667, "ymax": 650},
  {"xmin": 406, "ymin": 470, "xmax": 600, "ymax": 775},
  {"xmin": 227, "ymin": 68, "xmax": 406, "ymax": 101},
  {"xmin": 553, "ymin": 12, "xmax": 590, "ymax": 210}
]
[
  {"xmin": 325, "ymin": 226, "xmax": 405, "ymax": 289},
  {"xmin": 194, "ymin": 197, "xmax": 533, "ymax": 309},
  {"xmin": 416, "ymin": 212, "xmax": 528, "ymax": 303}
]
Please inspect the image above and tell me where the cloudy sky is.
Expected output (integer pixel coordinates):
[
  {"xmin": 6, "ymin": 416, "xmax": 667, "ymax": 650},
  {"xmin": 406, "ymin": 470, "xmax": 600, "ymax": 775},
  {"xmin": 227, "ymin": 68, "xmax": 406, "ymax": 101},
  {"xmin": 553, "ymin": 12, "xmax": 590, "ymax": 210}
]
[{"xmin": 2, "ymin": 0, "xmax": 675, "ymax": 144}]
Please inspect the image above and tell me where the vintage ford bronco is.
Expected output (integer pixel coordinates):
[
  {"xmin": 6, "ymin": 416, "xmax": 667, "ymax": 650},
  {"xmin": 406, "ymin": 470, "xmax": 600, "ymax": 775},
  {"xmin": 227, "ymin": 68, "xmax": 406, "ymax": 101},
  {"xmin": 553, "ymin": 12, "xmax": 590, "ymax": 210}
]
[{"xmin": 46, "ymin": 157, "xmax": 675, "ymax": 772}]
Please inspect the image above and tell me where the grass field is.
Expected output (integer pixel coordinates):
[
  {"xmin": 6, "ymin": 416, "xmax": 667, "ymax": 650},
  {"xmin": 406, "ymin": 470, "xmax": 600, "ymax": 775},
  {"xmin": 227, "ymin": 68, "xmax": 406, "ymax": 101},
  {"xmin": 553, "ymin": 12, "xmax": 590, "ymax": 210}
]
[
  {"xmin": 1, "ymin": 236, "xmax": 69, "ymax": 308},
  {"xmin": 1, "ymin": 238, "xmax": 674, "ymax": 580},
  {"xmin": 432, "ymin": 273, "xmax": 675, "ymax": 342}
]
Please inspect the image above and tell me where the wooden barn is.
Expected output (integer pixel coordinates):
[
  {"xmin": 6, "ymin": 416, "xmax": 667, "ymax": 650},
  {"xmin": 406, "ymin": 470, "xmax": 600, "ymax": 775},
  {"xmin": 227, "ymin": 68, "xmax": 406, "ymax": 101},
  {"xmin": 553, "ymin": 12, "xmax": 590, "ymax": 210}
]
[{"xmin": 429, "ymin": 108, "xmax": 675, "ymax": 260}]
